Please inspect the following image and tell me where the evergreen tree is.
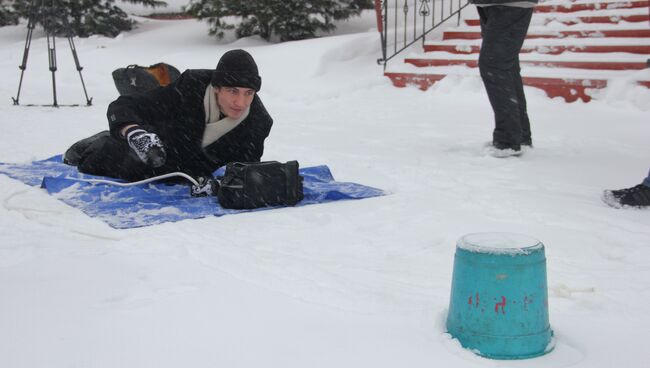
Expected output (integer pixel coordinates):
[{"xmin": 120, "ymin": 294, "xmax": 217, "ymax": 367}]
[
  {"xmin": 351, "ymin": 0, "xmax": 374, "ymax": 9},
  {"xmin": 7, "ymin": 0, "xmax": 166, "ymax": 37},
  {"xmin": 185, "ymin": 0, "xmax": 367, "ymax": 42},
  {"xmin": 0, "ymin": 1, "xmax": 19, "ymax": 26}
]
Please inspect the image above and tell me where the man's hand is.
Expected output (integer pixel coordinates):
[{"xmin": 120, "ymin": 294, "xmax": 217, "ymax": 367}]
[
  {"xmin": 126, "ymin": 129, "xmax": 167, "ymax": 168},
  {"xmin": 190, "ymin": 176, "xmax": 218, "ymax": 197}
]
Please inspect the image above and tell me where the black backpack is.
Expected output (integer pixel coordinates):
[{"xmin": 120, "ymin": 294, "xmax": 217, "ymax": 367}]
[
  {"xmin": 217, "ymin": 161, "xmax": 304, "ymax": 209},
  {"xmin": 112, "ymin": 63, "xmax": 181, "ymax": 95}
]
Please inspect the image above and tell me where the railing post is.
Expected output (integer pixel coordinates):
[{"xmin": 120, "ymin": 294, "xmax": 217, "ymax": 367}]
[
  {"xmin": 414, "ymin": 0, "xmax": 417, "ymax": 41},
  {"xmin": 420, "ymin": 0, "xmax": 431, "ymax": 48},
  {"xmin": 403, "ymin": 0, "xmax": 409, "ymax": 48}
]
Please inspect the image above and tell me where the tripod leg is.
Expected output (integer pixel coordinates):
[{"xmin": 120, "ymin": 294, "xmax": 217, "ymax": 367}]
[
  {"xmin": 12, "ymin": 1, "xmax": 38, "ymax": 105},
  {"xmin": 62, "ymin": 1, "xmax": 93, "ymax": 106},
  {"xmin": 57, "ymin": 0, "xmax": 92, "ymax": 107},
  {"xmin": 67, "ymin": 37, "xmax": 92, "ymax": 106},
  {"xmin": 42, "ymin": 0, "xmax": 59, "ymax": 107},
  {"xmin": 46, "ymin": 30, "xmax": 58, "ymax": 107}
]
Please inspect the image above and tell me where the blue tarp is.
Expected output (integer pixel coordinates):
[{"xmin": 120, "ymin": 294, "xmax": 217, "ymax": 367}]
[{"xmin": 0, "ymin": 155, "xmax": 385, "ymax": 229}]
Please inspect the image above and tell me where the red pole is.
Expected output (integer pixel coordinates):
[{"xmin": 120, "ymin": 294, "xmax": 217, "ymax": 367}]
[{"xmin": 374, "ymin": 0, "xmax": 383, "ymax": 33}]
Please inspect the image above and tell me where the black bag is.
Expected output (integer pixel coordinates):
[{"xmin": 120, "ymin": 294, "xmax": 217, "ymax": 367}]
[
  {"xmin": 112, "ymin": 63, "xmax": 181, "ymax": 95},
  {"xmin": 217, "ymin": 161, "xmax": 304, "ymax": 209}
]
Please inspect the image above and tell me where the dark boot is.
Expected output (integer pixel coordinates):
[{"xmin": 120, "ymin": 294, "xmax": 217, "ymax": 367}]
[
  {"xmin": 63, "ymin": 130, "xmax": 111, "ymax": 166},
  {"xmin": 602, "ymin": 184, "xmax": 650, "ymax": 208}
]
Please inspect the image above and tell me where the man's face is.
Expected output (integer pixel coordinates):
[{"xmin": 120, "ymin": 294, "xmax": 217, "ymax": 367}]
[{"xmin": 215, "ymin": 86, "xmax": 255, "ymax": 119}]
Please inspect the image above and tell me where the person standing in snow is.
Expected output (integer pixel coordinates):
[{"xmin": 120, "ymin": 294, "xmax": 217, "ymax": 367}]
[
  {"xmin": 64, "ymin": 49, "xmax": 273, "ymax": 181},
  {"xmin": 470, "ymin": 0, "xmax": 537, "ymax": 157},
  {"xmin": 602, "ymin": 169, "xmax": 650, "ymax": 208}
]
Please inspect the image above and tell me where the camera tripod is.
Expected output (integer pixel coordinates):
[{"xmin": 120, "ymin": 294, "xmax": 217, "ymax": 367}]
[{"xmin": 12, "ymin": 0, "xmax": 92, "ymax": 107}]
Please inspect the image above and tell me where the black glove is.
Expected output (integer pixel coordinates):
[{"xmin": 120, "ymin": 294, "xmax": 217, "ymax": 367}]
[{"xmin": 126, "ymin": 128, "xmax": 167, "ymax": 168}]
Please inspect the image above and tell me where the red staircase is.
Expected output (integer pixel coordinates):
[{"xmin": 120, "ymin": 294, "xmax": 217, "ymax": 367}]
[{"xmin": 385, "ymin": 0, "xmax": 650, "ymax": 102}]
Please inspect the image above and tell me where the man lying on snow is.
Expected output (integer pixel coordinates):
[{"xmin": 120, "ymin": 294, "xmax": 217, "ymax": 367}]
[{"xmin": 64, "ymin": 49, "xmax": 273, "ymax": 182}]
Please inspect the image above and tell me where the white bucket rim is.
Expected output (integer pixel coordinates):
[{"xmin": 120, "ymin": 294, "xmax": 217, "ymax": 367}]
[{"xmin": 458, "ymin": 232, "xmax": 543, "ymax": 255}]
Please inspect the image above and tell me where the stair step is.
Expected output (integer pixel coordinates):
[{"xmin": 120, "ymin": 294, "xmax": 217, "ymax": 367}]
[
  {"xmin": 424, "ymin": 44, "xmax": 650, "ymax": 55},
  {"xmin": 444, "ymin": 29, "xmax": 650, "ymax": 40},
  {"xmin": 384, "ymin": 72, "xmax": 649, "ymax": 102},
  {"xmin": 404, "ymin": 58, "xmax": 648, "ymax": 70},
  {"xmin": 385, "ymin": 73, "xmax": 447, "ymax": 91},
  {"xmin": 535, "ymin": 1, "xmax": 649, "ymax": 13},
  {"xmin": 465, "ymin": 14, "xmax": 649, "ymax": 26}
]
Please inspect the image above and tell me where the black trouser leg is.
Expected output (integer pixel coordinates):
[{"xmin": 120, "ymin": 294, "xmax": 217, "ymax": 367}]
[
  {"xmin": 513, "ymin": 62, "xmax": 531, "ymax": 145},
  {"xmin": 477, "ymin": 6, "xmax": 533, "ymax": 147},
  {"xmin": 76, "ymin": 133, "xmax": 159, "ymax": 181},
  {"xmin": 64, "ymin": 130, "xmax": 110, "ymax": 165}
]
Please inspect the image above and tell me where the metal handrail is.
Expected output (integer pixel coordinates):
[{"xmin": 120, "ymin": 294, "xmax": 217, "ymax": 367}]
[{"xmin": 375, "ymin": 0, "xmax": 470, "ymax": 68}]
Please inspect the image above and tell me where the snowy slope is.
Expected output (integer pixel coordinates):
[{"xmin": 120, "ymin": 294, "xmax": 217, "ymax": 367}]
[{"xmin": 0, "ymin": 5, "xmax": 649, "ymax": 368}]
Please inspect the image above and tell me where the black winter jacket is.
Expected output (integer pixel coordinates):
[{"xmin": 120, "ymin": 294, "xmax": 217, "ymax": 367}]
[{"xmin": 106, "ymin": 69, "xmax": 273, "ymax": 178}]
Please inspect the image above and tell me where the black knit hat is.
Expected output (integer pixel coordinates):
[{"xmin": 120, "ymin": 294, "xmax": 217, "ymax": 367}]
[{"xmin": 211, "ymin": 49, "xmax": 262, "ymax": 92}]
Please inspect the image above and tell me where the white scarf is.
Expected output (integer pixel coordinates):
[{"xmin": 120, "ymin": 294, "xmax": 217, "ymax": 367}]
[{"xmin": 201, "ymin": 85, "xmax": 249, "ymax": 148}]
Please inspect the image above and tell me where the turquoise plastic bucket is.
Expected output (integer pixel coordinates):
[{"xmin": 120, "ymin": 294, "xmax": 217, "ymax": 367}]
[{"xmin": 446, "ymin": 233, "xmax": 553, "ymax": 359}]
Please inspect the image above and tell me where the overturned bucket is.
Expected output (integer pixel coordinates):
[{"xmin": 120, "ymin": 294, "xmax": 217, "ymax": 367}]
[{"xmin": 446, "ymin": 232, "xmax": 554, "ymax": 359}]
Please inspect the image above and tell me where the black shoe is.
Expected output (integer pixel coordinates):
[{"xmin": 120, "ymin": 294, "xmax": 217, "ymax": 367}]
[
  {"xmin": 490, "ymin": 141, "xmax": 522, "ymax": 158},
  {"xmin": 602, "ymin": 184, "xmax": 650, "ymax": 208},
  {"xmin": 64, "ymin": 130, "xmax": 111, "ymax": 166},
  {"xmin": 493, "ymin": 141, "xmax": 521, "ymax": 151}
]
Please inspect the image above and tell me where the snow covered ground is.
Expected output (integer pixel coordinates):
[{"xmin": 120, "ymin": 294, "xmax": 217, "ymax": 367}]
[{"xmin": 0, "ymin": 2, "xmax": 649, "ymax": 367}]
